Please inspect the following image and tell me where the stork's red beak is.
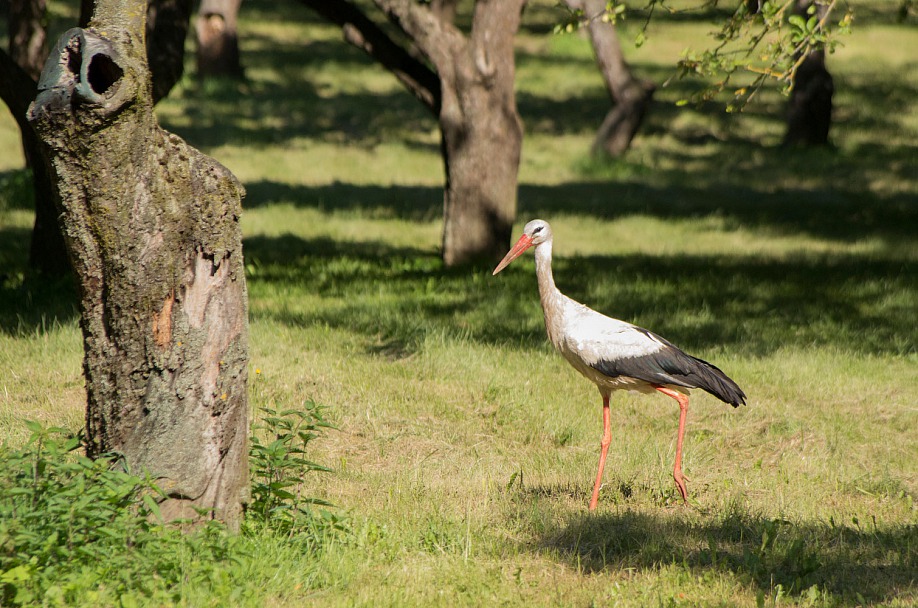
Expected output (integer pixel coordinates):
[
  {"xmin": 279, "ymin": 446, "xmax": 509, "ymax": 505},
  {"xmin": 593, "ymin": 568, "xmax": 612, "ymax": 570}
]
[{"xmin": 492, "ymin": 234, "xmax": 533, "ymax": 275}]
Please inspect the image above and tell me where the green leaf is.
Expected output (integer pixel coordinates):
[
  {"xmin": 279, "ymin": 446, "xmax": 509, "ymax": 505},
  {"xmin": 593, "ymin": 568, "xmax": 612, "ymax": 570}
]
[
  {"xmin": 0, "ymin": 564, "xmax": 33, "ymax": 583},
  {"xmin": 143, "ymin": 494, "xmax": 163, "ymax": 522}
]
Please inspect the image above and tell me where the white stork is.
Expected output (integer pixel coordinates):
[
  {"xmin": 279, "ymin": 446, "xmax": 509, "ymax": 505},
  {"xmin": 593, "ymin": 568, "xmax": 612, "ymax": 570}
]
[{"xmin": 493, "ymin": 219, "xmax": 746, "ymax": 509}]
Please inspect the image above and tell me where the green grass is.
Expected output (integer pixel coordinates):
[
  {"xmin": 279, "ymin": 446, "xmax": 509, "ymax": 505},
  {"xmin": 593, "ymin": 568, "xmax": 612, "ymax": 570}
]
[{"xmin": 1, "ymin": 0, "xmax": 916, "ymax": 605}]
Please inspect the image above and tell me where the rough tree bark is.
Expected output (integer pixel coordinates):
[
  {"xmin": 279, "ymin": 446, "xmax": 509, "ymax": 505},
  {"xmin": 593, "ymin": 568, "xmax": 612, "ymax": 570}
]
[
  {"xmin": 28, "ymin": 0, "xmax": 249, "ymax": 529},
  {"xmin": 782, "ymin": 1, "xmax": 833, "ymax": 146},
  {"xmin": 428, "ymin": 0, "xmax": 458, "ymax": 24},
  {"xmin": 301, "ymin": 0, "xmax": 526, "ymax": 266},
  {"xmin": 195, "ymin": 0, "xmax": 244, "ymax": 79},
  {"xmin": 565, "ymin": 0, "xmax": 655, "ymax": 157},
  {"xmin": 86, "ymin": 0, "xmax": 195, "ymax": 101}
]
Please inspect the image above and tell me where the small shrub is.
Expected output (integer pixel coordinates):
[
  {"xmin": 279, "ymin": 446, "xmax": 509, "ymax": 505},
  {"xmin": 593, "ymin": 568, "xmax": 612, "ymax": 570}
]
[
  {"xmin": 0, "ymin": 423, "xmax": 237, "ymax": 605},
  {"xmin": 248, "ymin": 401, "xmax": 345, "ymax": 542},
  {"xmin": 0, "ymin": 403, "xmax": 344, "ymax": 605},
  {"xmin": 0, "ymin": 423, "xmax": 186, "ymax": 604}
]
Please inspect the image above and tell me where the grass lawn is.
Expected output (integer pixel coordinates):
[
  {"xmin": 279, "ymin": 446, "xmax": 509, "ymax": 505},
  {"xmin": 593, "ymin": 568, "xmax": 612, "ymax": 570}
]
[{"xmin": 0, "ymin": 0, "xmax": 916, "ymax": 605}]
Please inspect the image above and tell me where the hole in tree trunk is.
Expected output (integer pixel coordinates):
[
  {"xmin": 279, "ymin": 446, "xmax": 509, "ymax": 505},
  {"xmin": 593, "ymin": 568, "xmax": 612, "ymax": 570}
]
[
  {"xmin": 67, "ymin": 47, "xmax": 82, "ymax": 78},
  {"xmin": 87, "ymin": 54, "xmax": 124, "ymax": 95}
]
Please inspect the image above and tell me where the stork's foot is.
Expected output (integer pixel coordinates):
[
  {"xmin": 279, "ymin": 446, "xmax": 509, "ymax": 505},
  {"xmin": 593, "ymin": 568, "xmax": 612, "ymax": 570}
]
[{"xmin": 673, "ymin": 471, "xmax": 689, "ymax": 504}]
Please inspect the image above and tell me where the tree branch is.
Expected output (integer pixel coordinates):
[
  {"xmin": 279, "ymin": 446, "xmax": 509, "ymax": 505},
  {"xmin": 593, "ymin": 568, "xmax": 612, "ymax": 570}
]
[
  {"xmin": 297, "ymin": 0, "xmax": 442, "ymax": 115},
  {"xmin": 371, "ymin": 0, "xmax": 465, "ymax": 70}
]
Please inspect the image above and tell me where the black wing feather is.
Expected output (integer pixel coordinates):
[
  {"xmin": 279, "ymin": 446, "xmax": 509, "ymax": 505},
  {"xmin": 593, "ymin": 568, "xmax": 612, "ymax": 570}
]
[{"xmin": 591, "ymin": 329, "xmax": 747, "ymax": 407}]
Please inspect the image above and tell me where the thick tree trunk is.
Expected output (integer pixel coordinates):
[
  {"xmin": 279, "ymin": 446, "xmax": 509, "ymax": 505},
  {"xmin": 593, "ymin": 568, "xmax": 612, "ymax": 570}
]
[
  {"xmin": 782, "ymin": 0, "xmax": 834, "ymax": 146},
  {"xmin": 567, "ymin": 0, "xmax": 654, "ymax": 157},
  {"xmin": 369, "ymin": 0, "xmax": 525, "ymax": 266},
  {"xmin": 195, "ymin": 0, "xmax": 244, "ymax": 79},
  {"xmin": 28, "ymin": 1, "xmax": 249, "ymax": 529},
  {"xmin": 437, "ymin": 0, "xmax": 524, "ymax": 266},
  {"xmin": 783, "ymin": 49, "xmax": 833, "ymax": 146},
  {"xmin": 301, "ymin": 0, "xmax": 525, "ymax": 265},
  {"xmin": 2, "ymin": 0, "xmax": 192, "ymax": 277}
]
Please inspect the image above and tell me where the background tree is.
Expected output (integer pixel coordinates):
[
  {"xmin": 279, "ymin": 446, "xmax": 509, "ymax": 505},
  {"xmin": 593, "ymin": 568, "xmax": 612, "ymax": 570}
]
[
  {"xmin": 300, "ymin": 0, "xmax": 526, "ymax": 266},
  {"xmin": 8, "ymin": 0, "xmax": 46, "ymax": 80},
  {"xmin": 28, "ymin": 0, "xmax": 250, "ymax": 528},
  {"xmin": 677, "ymin": 0, "xmax": 849, "ymax": 138},
  {"xmin": 196, "ymin": 0, "xmax": 245, "ymax": 79},
  {"xmin": 742, "ymin": 0, "xmax": 833, "ymax": 145},
  {"xmin": 563, "ymin": 0, "xmax": 655, "ymax": 157},
  {"xmin": 2, "ymin": 0, "xmax": 68, "ymax": 276},
  {"xmin": 782, "ymin": 0, "xmax": 833, "ymax": 145},
  {"xmin": 1, "ymin": 0, "xmax": 193, "ymax": 277},
  {"xmin": 146, "ymin": 0, "xmax": 196, "ymax": 101}
]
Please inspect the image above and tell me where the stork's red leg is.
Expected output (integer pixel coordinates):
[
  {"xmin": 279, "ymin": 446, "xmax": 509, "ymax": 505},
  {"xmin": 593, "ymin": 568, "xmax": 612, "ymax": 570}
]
[
  {"xmin": 655, "ymin": 386, "xmax": 690, "ymax": 504},
  {"xmin": 589, "ymin": 394, "xmax": 612, "ymax": 511}
]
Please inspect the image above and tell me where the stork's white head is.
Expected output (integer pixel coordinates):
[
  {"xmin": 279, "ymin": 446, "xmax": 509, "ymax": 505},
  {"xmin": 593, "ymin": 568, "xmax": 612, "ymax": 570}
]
[{"xmin": 492, "ymin": 219, "xmax": 552, "ymax": 275}]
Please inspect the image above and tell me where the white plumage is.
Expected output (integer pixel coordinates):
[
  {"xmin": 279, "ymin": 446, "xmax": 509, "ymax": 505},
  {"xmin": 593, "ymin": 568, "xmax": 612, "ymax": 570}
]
[{"xmin": 493, "ymin": 219, "xmax": 746, "ymax": 509}]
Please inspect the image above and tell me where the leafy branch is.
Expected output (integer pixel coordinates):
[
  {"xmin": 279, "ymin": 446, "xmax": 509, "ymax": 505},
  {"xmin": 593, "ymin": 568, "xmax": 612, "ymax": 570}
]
[
  {"xmin": 673, "ymin": 0, "xmax": 852, "ymax": 111},
  {"xmin": 553, "ymin": 0, "xmax": 854, "ymax": 111}
]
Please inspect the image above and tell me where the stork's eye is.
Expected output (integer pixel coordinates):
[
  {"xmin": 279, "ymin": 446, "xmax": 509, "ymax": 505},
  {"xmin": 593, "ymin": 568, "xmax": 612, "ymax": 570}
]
[{"xmin": 532, "ymin": 226, "xmax": 543, "ymax": 234}]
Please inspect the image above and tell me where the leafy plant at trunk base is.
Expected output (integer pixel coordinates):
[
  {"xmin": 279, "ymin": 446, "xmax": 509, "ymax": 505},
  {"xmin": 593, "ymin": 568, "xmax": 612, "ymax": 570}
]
[{"xmin": 247, "ymin": 401, "xmax": 344, "ymax": 541}]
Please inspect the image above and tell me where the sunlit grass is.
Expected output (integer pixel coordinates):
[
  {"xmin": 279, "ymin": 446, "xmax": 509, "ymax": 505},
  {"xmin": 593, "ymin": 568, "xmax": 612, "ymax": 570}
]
[{"xmin": 0, "ymin": 0, "xmax": 915, "ymax": 605}]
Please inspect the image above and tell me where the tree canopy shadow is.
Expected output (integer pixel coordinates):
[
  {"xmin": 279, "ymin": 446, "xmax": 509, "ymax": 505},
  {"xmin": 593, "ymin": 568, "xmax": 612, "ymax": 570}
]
[
  {"xmin": 536, "ymin": 508, "xmax": 916, "ymax": 605},
  {"xmin": 242, "ymin": 231, "xmax": 916, "ymax": 358},
  {"xmin": 241, "ymin": 179, "xmax": 917, "ymax": 244}
]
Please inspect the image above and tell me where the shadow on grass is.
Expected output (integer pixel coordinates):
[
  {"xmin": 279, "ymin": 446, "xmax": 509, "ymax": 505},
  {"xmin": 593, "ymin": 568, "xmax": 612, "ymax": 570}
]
[
  {"xmin": 242, "ymin": 178, "xmax": 917, "ymax": 243},
  {"xmin": 242, "ymin": 231, "xmax": 916, "ymax": 357},
  {"xmin": 537, "ymin": 508, "xmax": 916, "ymax": 605},
  {"xmin": 0, "ymin": 227, "xmax": 79, "ymax": 336}
]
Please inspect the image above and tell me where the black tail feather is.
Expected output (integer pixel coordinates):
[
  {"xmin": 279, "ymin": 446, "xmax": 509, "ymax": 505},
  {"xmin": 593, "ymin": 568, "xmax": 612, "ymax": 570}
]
[
  {"xmin": 681, "ymin": 355, "xmax": 746, "ymax": 407},
  {"xmin": 591, "ymin": 330, "xmax": 747, "ymax": 407}
]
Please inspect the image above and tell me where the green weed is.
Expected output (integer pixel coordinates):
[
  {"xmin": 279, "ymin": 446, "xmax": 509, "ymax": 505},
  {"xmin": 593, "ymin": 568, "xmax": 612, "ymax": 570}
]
[
  {"xmin": 248, "ymin": 402, "xmax": 345, "ymax": 541},
  {"xmin": 0, "ymin": 416, "xmax": 343, "ymax": 606}
]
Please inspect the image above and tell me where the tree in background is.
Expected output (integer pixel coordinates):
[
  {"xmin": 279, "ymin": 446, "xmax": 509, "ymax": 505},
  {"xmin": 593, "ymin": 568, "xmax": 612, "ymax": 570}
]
[
  {"xmin": 678, "ymin": 0, "xmax": 849, "ymax": 144},
  {"xmin": 782, "ymin": 0, "xmax": 833, "ymax": 146},
  {"xmin": 146, "ymin": 0, "xmax": 196, "ymax": 101},
  {"xmin": 0, "ymin": 0, "xmax": 193, "ymax": 277},
  {"xmin": 563, "ymin": 0, "xmax": 655, "ymax": 157},
  {"xmin": 300, "ymin": 0, "xmax": 526, "ymax": 267},
  {"xmin": 2, "ymin": 0, "xmax": 68, "ymax": 276},
  {"xmin": 196, "ymin": 0, "xmax": 245, "ymax": 79},
  {"xmin": 28, "ymin": 0, "xmax": 250, "ymax": 529},
  {"xmin": 8, "ymin": 0, "xmax": 46, "ymax": 80}
]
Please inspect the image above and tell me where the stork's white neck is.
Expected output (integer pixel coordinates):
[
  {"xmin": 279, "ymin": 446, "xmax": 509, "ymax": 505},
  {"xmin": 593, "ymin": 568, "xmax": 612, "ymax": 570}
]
[{"xmin": 534, "ymin": 239, "xmax": 565, "ymax": 347}]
